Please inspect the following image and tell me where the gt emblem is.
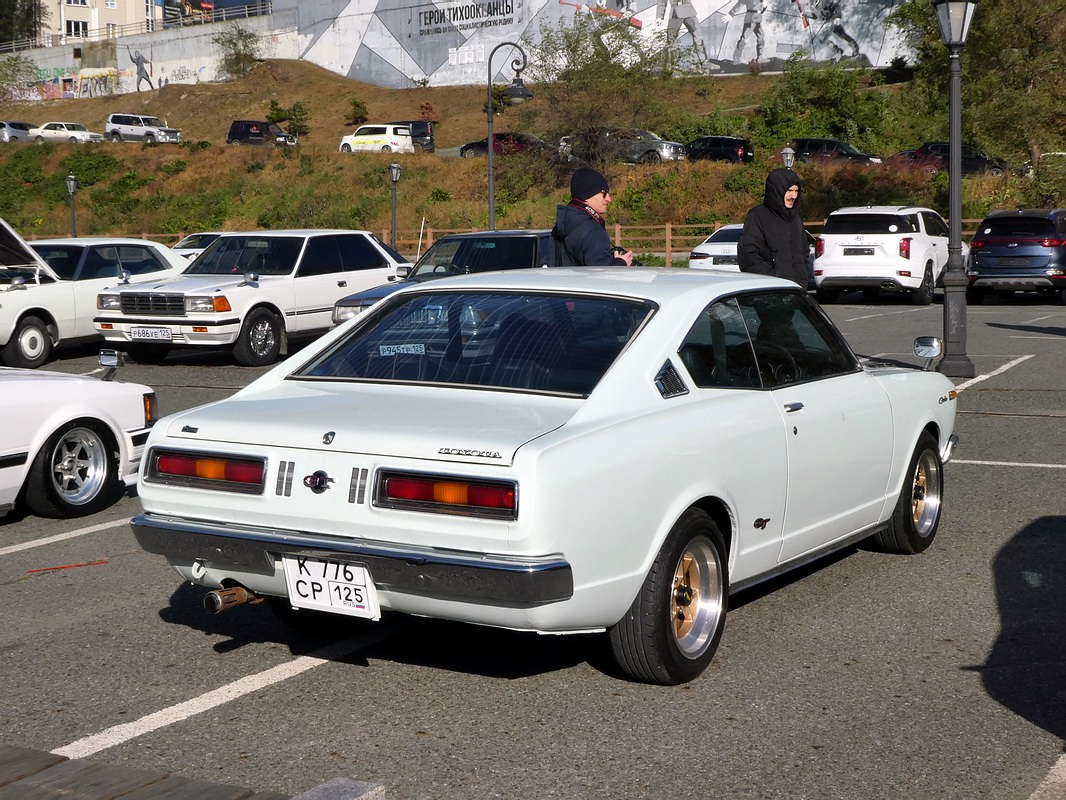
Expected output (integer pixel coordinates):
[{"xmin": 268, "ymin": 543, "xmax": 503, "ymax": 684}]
[
  {"xmin": 303, "ymin": 470, "xmax": 334, "ymax": 494},
  {"xmin": 323, "ymin": 431, "xmax": 336, "ymax": 445},
  {"xmin": 753, "ymin": 518, "xmax": 770, "ymax": 530}
]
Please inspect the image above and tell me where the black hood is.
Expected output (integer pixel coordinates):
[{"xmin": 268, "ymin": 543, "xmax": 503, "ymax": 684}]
[{"xmin": 762, "ymin": 168, "xmax": 802, "ymax": 220}]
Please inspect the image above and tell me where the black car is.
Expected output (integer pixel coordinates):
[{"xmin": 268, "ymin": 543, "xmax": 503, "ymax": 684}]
[
  {"xmin": 226, "ymin": 120, "xmax": 297, "ymax": 147},
  {"xmin": 332, "ymin": 229, "xmax": 556, "ymax": 324},
  {"xmin": 912, "ymin": 142, "xmax": 1008, "ymax": 176},
  {"xmin": 460, "ymin": 132, "xmax": 550, "ymax": 158},
  {"xmin": 790, "ymin": 138, "xmax": 882, "ymax": 165},
  {"xmin": 386, "ymin": 119, "xmax": 436, "ymax": 152},
  {"xmin": 685, "ymin": 136, "xmax": 754, "ymax": 164},
  {"xmin": 966, "ymin": 209, "xmax": 1066, "ymax": 304}
]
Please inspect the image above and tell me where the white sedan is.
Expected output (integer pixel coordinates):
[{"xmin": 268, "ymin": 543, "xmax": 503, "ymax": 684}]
[
  {"xmin": 130, "ymin": 268, "xmax": 958, "ymax": 685},
  {"xmin": 0, "ymin": 351, "xmax": 156, "ymax": 519},
  {"xmin": 28, "ymin": 122, "xmax": 106, "ymax": 144},
  {"xmin": 0, "ymin": 226, "xmax": 190, "ymax": 369},
  {"xmin": 688, "ymin": 224, "xmax": 743, "ymax": 270}
]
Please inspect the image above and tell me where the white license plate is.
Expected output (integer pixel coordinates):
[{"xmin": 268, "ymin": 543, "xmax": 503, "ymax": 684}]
[
  {"xmin": 282, "ymin": 555, "xmax": 381, "ymax": 620},
  {"xmin": 130, "ymin": 326, "xmax": 173, "ymax": 341}
]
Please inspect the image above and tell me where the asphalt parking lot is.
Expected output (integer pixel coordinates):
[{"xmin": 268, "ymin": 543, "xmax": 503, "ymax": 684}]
[{"xmin": 1, "ymin": 288, "xmax": 1064, "ymax": 800}]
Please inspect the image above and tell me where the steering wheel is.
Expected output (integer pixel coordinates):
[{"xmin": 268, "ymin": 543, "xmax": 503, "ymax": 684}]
[
  {"xmin": 431, "ymin": 263, "xmax": 463, "ymax": 275},
  {"xmin": 752, "ymin": 341, "xmax": 799, "ymax": 386}
]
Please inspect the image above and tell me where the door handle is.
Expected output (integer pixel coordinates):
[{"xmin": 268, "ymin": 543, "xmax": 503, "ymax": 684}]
[
  {"xmin": 338, "ymin": 280, "xmax": 348, "ymax": 287},
  {"xmin": 784, "ymin": 402, "xmax": 804, "ymax": 413}
]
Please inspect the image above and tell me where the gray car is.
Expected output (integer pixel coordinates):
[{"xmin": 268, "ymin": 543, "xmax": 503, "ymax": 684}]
[
  {"xmin": 564, "ymin": 128, "xmax": 687, "ymax": 165},
  {"xmin": 0, "ymin": 121, "xmax": 35, "ymax": 143}
]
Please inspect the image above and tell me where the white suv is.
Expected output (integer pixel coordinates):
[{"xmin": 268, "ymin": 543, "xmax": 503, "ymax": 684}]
[
  {"xmin": 339, "ymin": 124, "xmax": 415, "ymax": 154},
  {"xmin": 95, "ymin": 230, "xmax": 412, "ymax": 366},
  {"xmin": 813, "ymin": 206, "xmax": 956, "ymax": 305},
  {"xmin": 105, "ymin": 113, "xmax": 183, "ymax": 145}
]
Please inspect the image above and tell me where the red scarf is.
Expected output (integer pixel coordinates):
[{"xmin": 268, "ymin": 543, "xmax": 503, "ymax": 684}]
[{"xmin": 568, "ymin": 198, "xmax": 605, "ymax": 226}]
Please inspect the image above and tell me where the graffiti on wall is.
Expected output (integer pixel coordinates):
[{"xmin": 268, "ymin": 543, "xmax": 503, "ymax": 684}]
[{"xmin": 78, "ymin": 68, "xmax": 120, "ymax": 98}]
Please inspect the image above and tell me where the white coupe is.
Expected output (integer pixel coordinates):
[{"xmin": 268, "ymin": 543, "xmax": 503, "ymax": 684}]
[
  {"xmin": 28, "ymin": 122, "xmax": 106, "ymax": 144},
  {"xmin": 0, "ymin": 223, "xmax": 190, "ymax": 369},
  {"xmin": 130, "ymin": 268, "xmax": 958, "ymax": 684},
  {"xmin": 1, "ymin": 351, "xmax": 156, "ymax": 519}
]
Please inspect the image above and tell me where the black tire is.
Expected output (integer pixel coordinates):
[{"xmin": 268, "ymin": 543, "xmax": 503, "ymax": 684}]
[
  {"xmin": 873, "ymin": 432, "xmax": 943, "ymax": 555},
  {"xmin": 25, "ymin": 420, "xmax": 120, "ymax": 518},
  {"xmin": 642, "ymin": 151, "xmax": 662, "ymax": 165},
  {"xmin": 126, "ymin": 344, "xmax": 170, "ymax": 364},
  {"xmin": 912, "ymin": 264, "xmax": 934, "ymax": 305},
  {"xmin": 413, "ymin": 143, "xmax": 424, "ymax": 153},
  {"xmin": 609, "ymin": 508, "xmax": 728, "ymax": 685},
  {"xmin": 965, "ymin": 287, "xmax": 985, "ymax": 305},
  {"xmin": 110, "ymin": 131, "xmax": 122, "ymax": 143},
  {"xmin": 35, "ymin": 135, "xmax": 44, "ymax": 142},
  {"xmin": 69, "ymin": 137, "xmax": 78, "ymax": 144},
  {"xmin": 815, "ymin": 287, "xmax": 838, "ymax": 304},
  {"xmin": 988, "ymin": 166, "xmax": 1006, "ymax": 177},
  {"xmin": 233, "ymin": 307, "xmax": 281, "ymax": 366},
  {"xmin": 228, "ymin": 139, "xmax": 240, "ymax": 145},
  {"xmin": 381, "ymin": 145, "xmax": 392, "ymax": 153},
  {"xmin": 1, "ymin": 315, "xmax": 52, "ymax": 369},
  {"xmin": 145, "ymin": 134, "xmax": 156, "ymax": 145},
  {"xmin": 341, "ymin": 144, "xmax": 352, "ymax": 153}
]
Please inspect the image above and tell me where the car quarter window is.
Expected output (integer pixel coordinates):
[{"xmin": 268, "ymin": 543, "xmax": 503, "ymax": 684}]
[
  {"xmin": 117, "ymin": 245, "xmax": 166, "ymax": 275},
  {"xmin": 77, "ymin": 247, "xmax": 122, "ymax": 280},
  {"xmin": 297, "ymin": 235, "xmax": 344, "ymax": 277},
  {"xmin": 337, "ymin": 234, "xmax": 387, "ymax": 271},
  {"xmin": 921, "ymin": 212, "xmax": 949, "ymax": 237},
  {"xmin": 680, "ymin": 292, "xmax": 857, "ymax": 390}
]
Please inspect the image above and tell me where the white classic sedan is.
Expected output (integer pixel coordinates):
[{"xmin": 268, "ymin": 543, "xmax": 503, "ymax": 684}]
[
  {"xmin": 28, "ymin": 122, "xmax": 106, "ymax": 144},
  {"xmin": 95, "ymin": 230, "xmax": 413, "ymax": 366},
  {"xmin": 1, "ymin": 351, "xmax": 156, "ymax": 518},
  {"xmin": 0, "ymin": 224, "xmax": 190, "ymax": 369},
  {"xmin": 131, "ymin": 268, "xmax": 958, "ymax": 684}
]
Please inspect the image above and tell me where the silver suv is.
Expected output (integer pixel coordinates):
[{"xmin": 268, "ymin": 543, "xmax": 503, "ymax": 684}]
[
  {"xmin": 105, "ymin": 114, "xmax": 183, "ymax": 144},
  {"xmin": 813, "ymin": 206, "xmax": 955, "ymax": 305}
]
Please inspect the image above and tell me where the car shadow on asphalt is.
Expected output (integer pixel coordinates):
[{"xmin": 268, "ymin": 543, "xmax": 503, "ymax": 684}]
[
  {"xmin": 986, "ymin": 321, "xmax": 1066, "ymax": 338},
  {"xmin": 966, "ymin": 515, "xmax": 1066, "ymax": 745}
]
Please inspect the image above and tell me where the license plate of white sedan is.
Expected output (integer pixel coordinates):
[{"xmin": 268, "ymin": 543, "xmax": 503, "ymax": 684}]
[
  {"xmin": 130, "ymin": 326, "xmax": 173, "ymax": 341},
  {"xmin": 282, "ymin": 555, "xmax": 381, "ymax": 619}
]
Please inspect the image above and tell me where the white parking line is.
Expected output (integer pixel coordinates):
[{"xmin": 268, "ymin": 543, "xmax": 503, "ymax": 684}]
[
  {"xmin": 953, "ymin": 459, "xmax": 1066, "ymax": 469},
  {"xmin": 843, "ymin": 308, "xmax": 930, "ymax": 322},
  {"xmin": 53, "ymin": 621, "xmax": 411, "ymax": 759},
  {"xmin": 954, "ymin": 355, "xmax": 1034, "ymax": 392},
  {"xmin": 0, "ymin": 518, "xmax": 131, "ymax": 557},
  {"xmin": 1029, "ymin": 754, "xmax": 1066, "ymax": 800}
]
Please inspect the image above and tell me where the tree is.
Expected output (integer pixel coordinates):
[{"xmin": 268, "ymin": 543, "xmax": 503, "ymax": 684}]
[
  {"xmin": 0, "ymin": 0, "xmax": 49, "ymax": 44},
  {"xmin": 268, "ymin": 99, "xmax": 310, "ymax": 137},
  {"xmin": 212, "ymin": 25, "xmax": 261, "ymax": 80},
  {"xmin": 887, "ymin": 0, "xmax": 1066, "ymax": 163},
  {"xmin": 346, "ymin": 97, "xmax": 369, "ymax": 126},
  {"xmin": 0, "ymin": 54, "xmax": 38, "ymax": 102}
]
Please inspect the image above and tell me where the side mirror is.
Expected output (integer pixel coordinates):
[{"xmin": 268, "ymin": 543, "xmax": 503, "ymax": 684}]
[
  {"xmin": 7, "ymin": 276, "xmax": 27, "ymax": 291},
  {"xmin": 120, "ymin": 270, "xmax": 131, "ymax": 285},
  {"xmin": 99, "ymin": 348, "xmax": 125, "ymax": 381},
  {"xmin": 914, "ymin": 336, "xmax": 943, "ymax": 370},
  {"xmin": 240, "ymin": 271, "xmax": 260, "ymax": 287},
  {"xmin": 395, "ymin": 264, "xmax": 411, "ymax": 280}
]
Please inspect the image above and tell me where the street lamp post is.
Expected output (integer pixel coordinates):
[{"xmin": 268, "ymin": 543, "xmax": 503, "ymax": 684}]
[
  {"xmin": 781, "ymin": 146, "xmax": 796, "ymax": 169},
  {"xmin": 388, "ymin": 161, "xmax": 401, "ymax": 249},
  {"xmin": 933, "ymin": 0, "xmax": 977, "ymax": 378},
  {"xmin": 65, "ymin": 173, "xmax": 78, "ymax": 238},
  {"xmin": 486, "ymin": 41, "xmax": 533, "ymax": 231}
]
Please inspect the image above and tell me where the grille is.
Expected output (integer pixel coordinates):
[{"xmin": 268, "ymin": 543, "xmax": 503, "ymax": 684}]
[{"xmin": 120, "ymin": 293, "xmax": 185, "ymax": 316}]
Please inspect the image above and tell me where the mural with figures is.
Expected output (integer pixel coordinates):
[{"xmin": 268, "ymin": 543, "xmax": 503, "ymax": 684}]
[{"xmin": 11, "ymin": 0, "xmax": 907, "ymax": 98}]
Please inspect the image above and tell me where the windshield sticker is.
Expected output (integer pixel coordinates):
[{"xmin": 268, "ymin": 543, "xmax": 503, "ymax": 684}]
[{"xmin": 379, "ymin": 343, "xmax": 425, "ymax": 357}]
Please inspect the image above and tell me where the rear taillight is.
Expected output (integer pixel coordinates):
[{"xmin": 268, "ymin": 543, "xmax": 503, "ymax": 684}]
[
  {"xmin": 378, "ymin": 471, "xmax": 517, "ymax": 520},
  {"xmin": 689, "ymin": 252, "xmax": 710, "ymax": 261},
  {"xmin": 735, "ymin": 147, "xmax": 744, "ymax": 158},
  {"xmin": 1039, "ymin": 237, "xmax": 1066, "ymax": 247},
  {"xmin": 899, "ymin": 237, "xmax": 912, "ymax": 259},
  {"xmin": 147, "ymin": 449, "xmax": 266, "ymax": 493},
  {"xmin": 815, "ymin": 238, "xmax": 824, "ymax": 258},
  {"xmin": 970, "ymin": 239, "xmax": 987, "ymax": 248}
]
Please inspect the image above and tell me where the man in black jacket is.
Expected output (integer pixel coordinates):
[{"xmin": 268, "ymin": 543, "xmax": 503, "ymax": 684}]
[
  {"xmin": 554, "ymin": 168, "xmax": 634, "ymax": 267},
  {"xmin": 738, "ymin": 168, "xmax": 808, "ymax": 287}
]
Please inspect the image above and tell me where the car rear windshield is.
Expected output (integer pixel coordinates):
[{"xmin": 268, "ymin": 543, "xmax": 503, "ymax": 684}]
[
  {"xmin": 294, "ymin": 290, "xmax": 653, "ymax": 396},
  {"xmin": 408, "ymin": 237, "xmax": 539, "ymax": 281},
  {"xmin": 977, "ymin": 217, "xmax": 1056, "ymax": 237},
  {"xmin": 189, "ymin": 236, "xmax": 303, "ymax": 276},
  {"xmin": 822, "ymin": 214, "xmax": 919, "ymax": 235},
  {"xmin": 707, "ymin": 227, "xmax": 743, "ymax": 244}
]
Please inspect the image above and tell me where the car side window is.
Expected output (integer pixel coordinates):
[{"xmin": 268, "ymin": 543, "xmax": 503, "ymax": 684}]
[
  {"xmin": 77, "ymin": 247, "xmax": 122, "ymax": 280},
  {"xmin": 338, "ymin": 234, "xmax": 387, "ymax": 271},
  {"xmin": 298, "ymin": 236, "xmax": 344, "ymax": 277},
  {"xmin": 678, "ymin": 297, "xmax": 761, "ymax": 389},
  {"xmin": 922, "ymin": 212, "xmax": 948, "ymax": 238},
  {"xmin": 117, "ymin": 245, "xmax": 166, "ymax": 275}
]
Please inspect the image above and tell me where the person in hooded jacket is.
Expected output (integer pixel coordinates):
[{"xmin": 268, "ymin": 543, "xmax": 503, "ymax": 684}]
[
  {"xmin": 738, "ymin": 168, "xmax": 809, "ymax": 287},
  {"xmin": 554, "ymin": 167, "xmax": 634, "ymax": 267}
]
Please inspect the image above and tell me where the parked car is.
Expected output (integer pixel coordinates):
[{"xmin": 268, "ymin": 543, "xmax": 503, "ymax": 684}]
[
  {"xmin": 171, "ymin": 231, "xmax": 223, "ymax": 262},
  {"xmin": 0, "ymin": 228, "xmax": 189, "ymax": 369},
  {"xmin": 685, "ymin": 136, "xmax": 754, "ymax": 164},
  {"xmin": 813, "ymin": 206, "xmax": 955, "ymax": 305},
  {"xmin": 28, "ymin": 122, "xmax": 105, "ymax": 144},
  {"xmin": 911, "ymin": 142, "xmax": 1007, "ymax": 176},
  {"xmin": 105, "ymin": 113, "xmax": 183, "ymax": 144},
  {"xmin": 0, "ymin": 350, "xmax": 156, "ymax": 519},
  {"xmin": 226, "ymin": 120, "xmax": 297, "ymax": 147},
  {"xmin": 333, "ymin": 229, "xmax": 555, "ymax": 324},
  {"xmin": 966, "ymin": 208, "xmax": 1066, "ymax": 304},
  {"xmin": 688, "ymin": 224, "xmax": 744, "ymax": 270},
  {"xmin": 386, "ymin": 119, "xmax": 436, "ymax": 152},
  {"xmin": 0, "ymin": 121, "xmax": 35, "ymax": 142},
  {"xmin": 339, "ymin": 124, "xmax": 415, "ymax": 154},
  {"xmin": 790, "ymin": 138, "xmax": 882, "ymax": 165},
  {"xmin": 95, "ymin": 230, "xmax": 413, "ymax": 366},
  {"xmin": 460, "ymin": 132, "xmax": 550, "ymax": 158},
  {"xmin": 564, "ymin": 128, "xmax": 688, "ymax": 165},
  {"xmin": 129, "ymin": 267, "xmax": 958, "ymax": 685}
]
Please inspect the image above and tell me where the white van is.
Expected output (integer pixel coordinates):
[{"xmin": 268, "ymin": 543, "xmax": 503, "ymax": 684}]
[{"xmin": 339, "ymin": 124, "xmax": 414, "ymax": 154}]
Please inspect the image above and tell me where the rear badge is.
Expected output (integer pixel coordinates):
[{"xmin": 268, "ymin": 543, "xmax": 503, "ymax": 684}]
[
  {"xmin": 323, "ymin": 431, "xmax": 336, "ymax": 445},
  {"xmin": 303, "ymin": 470, "xmax": 334, "ymax": 493}
]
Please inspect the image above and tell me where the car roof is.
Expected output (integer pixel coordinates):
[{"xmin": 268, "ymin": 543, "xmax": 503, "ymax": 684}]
[
  {"xmin": 431, "ymin": 229, "xmax": 553, "ymax": 241},
  {"xmin": 392, "ymin": 266, "xmax": 794, "ymax": 301},
  {"xmin": 983, "ymin": 208, "xmax": 1065, "ymax": 220},
  {"xmin": 28, "ymin": 237, "xmax": 173, "ymax": 247},
  {"xmin": 215, "ymin": 229, "xmax": 375, "ymax": 237},
  {"xmin": 829, "ymin": 206, "xmax": 934, "ymax": 215}
]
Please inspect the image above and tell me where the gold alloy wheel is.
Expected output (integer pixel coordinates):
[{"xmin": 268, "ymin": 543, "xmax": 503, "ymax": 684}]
[
  {"xmin": 670, "ymin": 538, "xmax": 723, "ymax": 658},
  {"xmin": 910, "ymin": 447, "xmax": 942, "ymax": 538}
]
